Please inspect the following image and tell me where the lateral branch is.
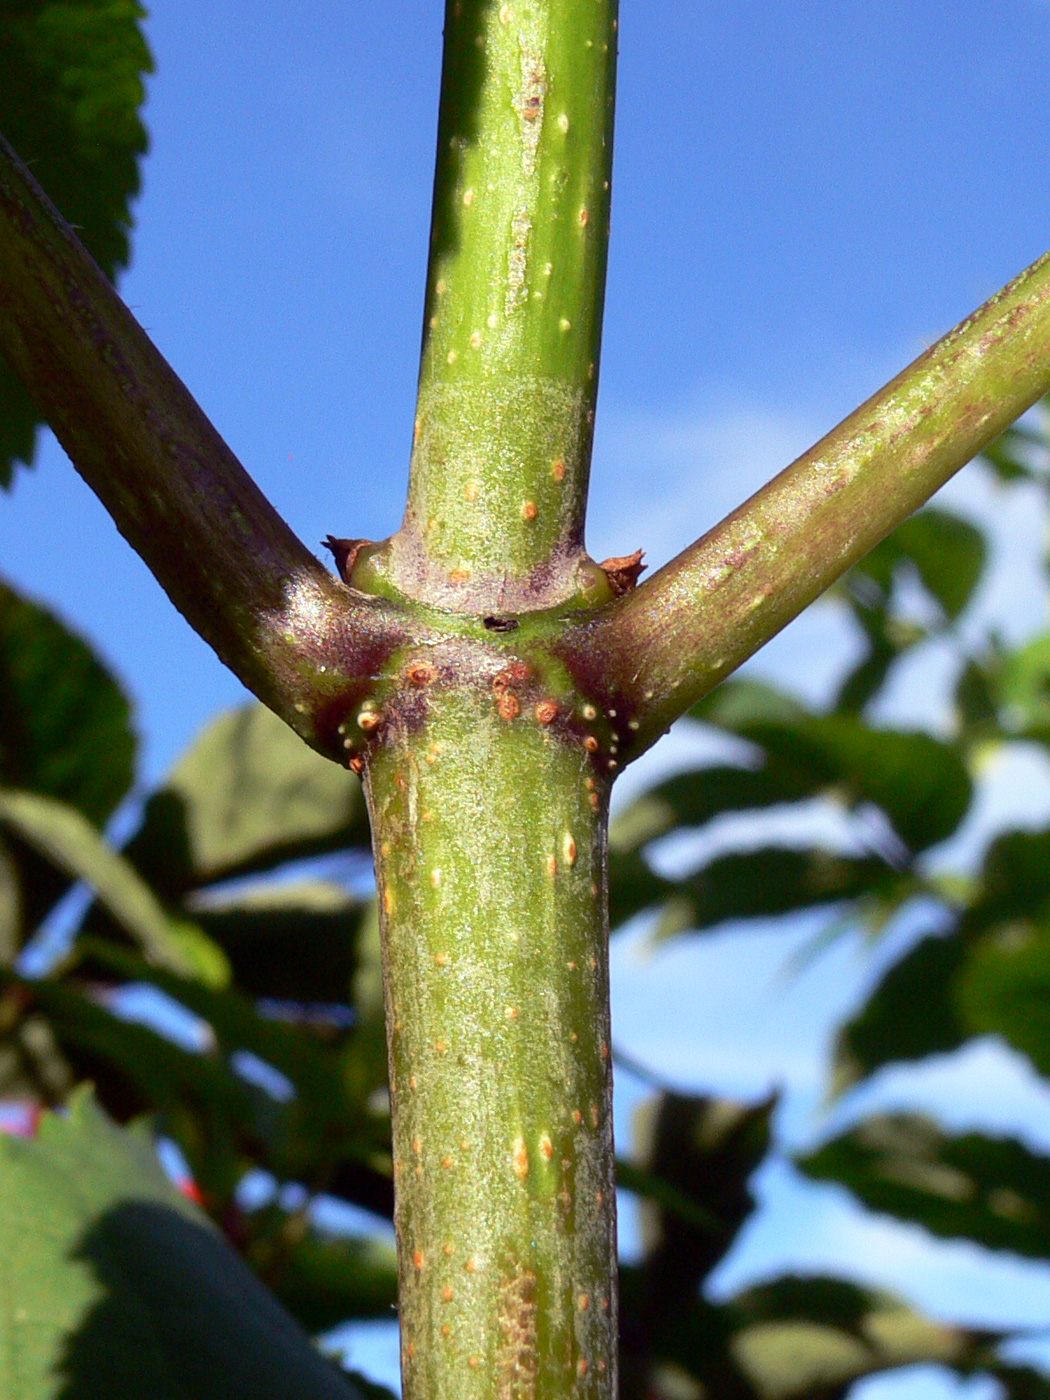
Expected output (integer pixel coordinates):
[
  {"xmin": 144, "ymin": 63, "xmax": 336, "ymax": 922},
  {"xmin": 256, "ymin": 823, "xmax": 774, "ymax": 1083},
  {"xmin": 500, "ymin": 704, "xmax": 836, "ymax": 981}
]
[
  {"xmin": 564, "ymin": 245, "xmax": 1050, "ymax": 758},
  {"xmin": 0, "ymin": 132, "xmax": 405, "ymax": 752}
]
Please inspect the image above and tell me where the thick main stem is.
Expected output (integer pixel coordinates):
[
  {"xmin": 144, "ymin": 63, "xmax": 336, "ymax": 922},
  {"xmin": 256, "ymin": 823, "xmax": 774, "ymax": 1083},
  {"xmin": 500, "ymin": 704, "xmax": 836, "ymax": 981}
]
[
  {"xmin": 365, "ymin": 665, "xmax": 616, "ymax": 1398},
  {"xmin": 360, "ymin": 0, "xmax": 618, "ymax": 614}
]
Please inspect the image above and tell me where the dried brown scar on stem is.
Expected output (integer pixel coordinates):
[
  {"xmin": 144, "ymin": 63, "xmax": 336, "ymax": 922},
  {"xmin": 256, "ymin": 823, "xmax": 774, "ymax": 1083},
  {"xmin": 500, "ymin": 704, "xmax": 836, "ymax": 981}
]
[
  {"xmin": 599, "ymin": 548, "xmax": 646, "ymax": 596},
  {"xmin": 498, "ymin": 1268, "xmax": 538, "ymax": 1399}
]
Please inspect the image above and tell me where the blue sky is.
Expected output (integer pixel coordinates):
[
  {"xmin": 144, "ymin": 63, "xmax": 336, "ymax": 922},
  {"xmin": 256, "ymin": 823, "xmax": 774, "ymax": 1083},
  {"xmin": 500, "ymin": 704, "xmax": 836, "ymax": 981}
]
[{"xmin": 6, "ymin": 1, "xmax": 1050, "ymax": 1393}]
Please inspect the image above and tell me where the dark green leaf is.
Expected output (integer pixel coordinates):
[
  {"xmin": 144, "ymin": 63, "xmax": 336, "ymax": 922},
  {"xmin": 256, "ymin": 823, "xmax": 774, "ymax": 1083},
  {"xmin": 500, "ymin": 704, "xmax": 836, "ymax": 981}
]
[
  {"xmin": 610, "ymin": 765, "xmax": 813, "ymax": 855},
  {"xmin": 125, "ymin": 703, "xmax": 371, "ymax": 899},
  {"xmin": 262, "ymin": 1230, "xmax": 398, "ymax": 1333},
  {"xmin": 955, "ymin": 657, "xmax": 999, "ymax": 732},
  {"xmin": 693, "ymin": 679, "xmax": 972, "ymax": 854},
  {"xmin": 75, "ymin": 938, "xmax": 391, "ymax": 1204},
  {"xmin": 0, "ymin": 790, "xmax": 225, "ymax": 983},
  {"xmin": 801, "ymin": 1113, "xmax": 1050, "ymax": 1257},
  {"xmin": 990, "ymin": 1363, "xmax": 1050, "ymax": 1400},
  {"xmin": 958, "ymin": 918, "xmax": 1050, "ymax": 1078},
  {"xmin": 191, "ymin": 880, "xmax": 364, "ymax": 1003},
  {"xmin": 0, "ymin": 0, "xmax": 152, "ymax": 483},
  {"xmin": 746, "ymin": 718, "xmax": 971, "ymax": 855},
  {"xmin": 723, "ymin": 1274, "xmax": 998, "ymax": 1400},
  {"xmin": 834, "ymin": 635, "xmax": 900, "ymax": 717},
  {"xmin": 608, "ymin": 848, "xmax": 673, "ymax": 931},
  {"xmin": 854, "ymin": 509, "xmax": 987, "ymax": 623},
  {"xmin": 16, "ymin": 971, "xmax": 251, "ymax": 1136},
  {"xmin": 994, "ymin": 631, "xmax": 1050, "ymax": 731},
  {"xmin": 971, "ymin": 829, "xmax": 1050, "ymax": 925},
  {"xmin": 981, "ymin": 411, "xmax": 1047, "ymax": 485},
  {"xmin": 80, "ymin": 938, "xmax": 369, "ymax": 1138},
  {"xmin": 825, "ymin": 509, "xmax": 986, "ymax": 712},
  {"xmin": 622, "ymin": 1252, "xmax": 998, "ymax": 1400},
  {"xmin": 831, "ymin": 931, "xmax": 968, "ymax": 1095},
  {"xmin": 0, "ymin": 577, "xmax": 135, "ymax": 826},
  {"xmin": 673, "ymin": 847, "xmax": 891, "ymax": 941},
  {"xmin": 615, "ymin": 1159, "xmax": 723, "ymax": 1236},
  {"xmin": 690, "ymin": 678, "xmax": 810, "ymax": 731},
  {"xmin": 619, "ymin": 1091, "xmax": 775, "ymax": 1374},
  {"xmin": 0, "ymin": 1089, "xmax": 363, "ymax": 1398}
]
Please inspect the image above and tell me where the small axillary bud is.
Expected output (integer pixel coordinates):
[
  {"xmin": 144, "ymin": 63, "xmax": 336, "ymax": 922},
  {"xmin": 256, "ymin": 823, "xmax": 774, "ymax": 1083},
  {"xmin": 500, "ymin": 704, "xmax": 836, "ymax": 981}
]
[
  {"xmin": 322, "ymin": 535, "xmax": 372, "ymax": 584},
  {"xmin": 599, "ymin": 548, "xmax": 646, "ymax": 596}
]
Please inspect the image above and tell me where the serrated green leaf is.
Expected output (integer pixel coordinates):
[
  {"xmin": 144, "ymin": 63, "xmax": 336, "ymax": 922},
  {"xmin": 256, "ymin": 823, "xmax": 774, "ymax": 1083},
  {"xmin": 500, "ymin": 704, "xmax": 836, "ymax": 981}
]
[
  {"xmin": 0, "ymin": 578, "xmax": 135, "ymax": 826},
  {"xmin": 0, "ymin": 1089, "xmax": 363, "ymax": 1398},
  {"xmin": 0, "ymin": 0, "xmax": 152, "ymax": 484},
  {"xmin": 831, "ymin": 931, "xmax": 968, "ymax": 1095},
  {"xmin": 125, "ymin": 704, "xmax": 371, "ymax": 898},
  {"xmin": 800, "ymin": 1113, "xmax": 1050, "ymax": 1259}
]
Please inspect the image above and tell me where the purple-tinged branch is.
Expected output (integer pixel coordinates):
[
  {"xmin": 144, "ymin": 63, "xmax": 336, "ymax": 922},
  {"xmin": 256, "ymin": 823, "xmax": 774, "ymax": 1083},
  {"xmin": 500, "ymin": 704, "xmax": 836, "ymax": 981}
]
[
  {"xmin": 560, "ymin": 247, "xmax": 1050, "ymax": 760},
  {"xmin": 0, "ymin": 131, "xmax": 407, "ymax": 757}
]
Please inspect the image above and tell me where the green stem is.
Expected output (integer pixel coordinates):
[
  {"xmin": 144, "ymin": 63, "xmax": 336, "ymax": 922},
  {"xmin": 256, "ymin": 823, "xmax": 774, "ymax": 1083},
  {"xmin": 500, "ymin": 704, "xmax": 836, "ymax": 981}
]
[
  {"xmin": 562, "ymin": 246, "xmax": 1050, "ymax": 759},
  {"xmin": 359, "ymin": 0, "xmax": 618, "ymax": 615},
  {"xmin": 365, "ymin": 649, "xmax": 616, "ymax": 1398}
]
